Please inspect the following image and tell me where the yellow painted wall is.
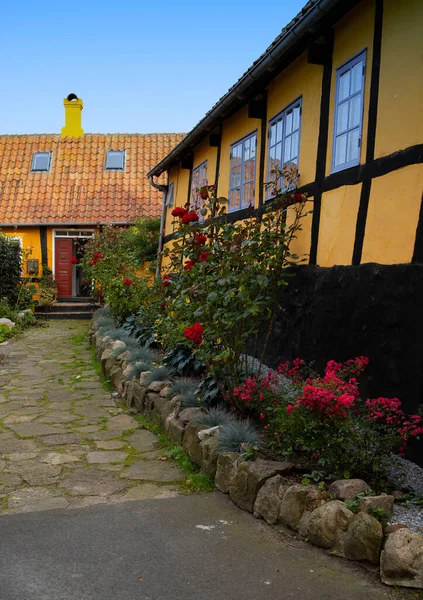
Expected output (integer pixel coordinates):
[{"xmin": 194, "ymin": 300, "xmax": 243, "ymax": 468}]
[
  {"xmin": 286, "ymin": 200, "xmax": 314, "ymax": 261},
  {"xmin": 218, "ymin": 105, "xmax": 261, "ymax": 206},
  {"xmin": 375, "ymin": 0, "xmax": 423, "ymax": 158},
  {"xmin": 361, "ymin": 164, "xmax": 423, "ymax": 264},
  {"xmin": 326, "ymin": 0, "xmax": 375, "ymax": 176},
  {"xmin": 266, "ymin": 52, "xmax": 323, "ymax": 187},
  {"xmin": 317, "ymin": 185, "xmax": 362, "ymax": 266},
  {"xmin": 1, "ymin": 227, "xmax": 43, "ymax": 277}
]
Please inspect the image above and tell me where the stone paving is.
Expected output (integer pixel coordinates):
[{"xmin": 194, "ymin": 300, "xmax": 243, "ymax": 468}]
[{"xmin": 0, "ymin": 321, "xmax": 184, "ymax": 514}]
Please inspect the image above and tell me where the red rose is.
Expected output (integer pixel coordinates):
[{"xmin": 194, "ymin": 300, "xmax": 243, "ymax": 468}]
[
  {"xmin": 294, "ymin": 192, "xmax": 304, "ymax": 202},
  {"xmin": 162, "ymin": 274, "xmax": 171, "ymax": 287},
  {"xmin": 199, "ymin": 186, "xmax": 209, "ymax": 200},
  {"xmin": 100, "ymin": 253, "xmax": 105, "ymax": 259},
  {"xmin": 199, "ymin": 252, "xmax": 210, "ymax": 262},
  {"xmin": 171, "ymin": 207, "xmax": 188, "ymax": 218},
  {"xmin": 286, "ymin": 405, "xmax": 294, "ymax": 414},
  {"xmin": 70, "ymin": 257, "xmax": 78, "ymax": 264},
  {"xmin": 94, "ymin": 252, "xmax": 99, "ymax": 259},
  {"xmin": 89, "ymin": 260, "xmax": 94, "ymax": 267},
  {"xmin": 184, "ymin": 259, "xmax": 196, "ymax": 271},
  {"xmin": 181, "ymin": 211, "xmax": 199, "ymax": 225},
  {"xmin": 184, "ymin": 322, "xmax": 204, "ymax": 344},
  {"xmin": 194, "ymin": 234, "xmax": 207, "ymax": 245},
  {"xmin": 123, "ymin": 278, "xmax": 132, "ymax": 285}
]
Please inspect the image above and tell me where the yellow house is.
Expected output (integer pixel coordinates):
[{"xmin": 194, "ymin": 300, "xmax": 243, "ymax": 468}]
[
  {"xmin": 0, "ymin": 95, "xmax": 184, "ymax": 298},
  {"xmin": 148, "ymin": 0, "xmax": 423, "ymax": 269}
]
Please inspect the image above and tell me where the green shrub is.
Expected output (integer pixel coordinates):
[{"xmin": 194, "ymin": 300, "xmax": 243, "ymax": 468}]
[
  {"xmin": 0, "ymin": 235, "xmax": 22, "ymax": 305},
  {"xmin": 172, "ymin": 378, "xmax": 202, "ymax": 407},
  {"xmin": 126, "ymin": 346, "xmax": 155, "ymax": 365},
  {"xmin": 0, "ymin": 324, "xmax": 12, "ymax": 343},
  {"xmin": 144, "ymin": 366, "xmax": 172, "ymax": 385},
  {"xmin": 126, "ymin": 361, "xmax": 153, "ymax": 379}
]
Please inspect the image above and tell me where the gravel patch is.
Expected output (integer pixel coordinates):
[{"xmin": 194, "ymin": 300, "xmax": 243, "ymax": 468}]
[
  {"xmin": 389, "ymin": 504, "xmax": 423, "ymax": 536},
  {"xmin": 384, "ymin": 454, "xmax": 423, "ymax": 495}
]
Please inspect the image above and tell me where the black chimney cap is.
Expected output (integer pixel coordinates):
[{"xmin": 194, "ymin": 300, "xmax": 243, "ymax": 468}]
[{"xmin": 67, "ymin": 93, "xmax": 78, "ymax": 101}]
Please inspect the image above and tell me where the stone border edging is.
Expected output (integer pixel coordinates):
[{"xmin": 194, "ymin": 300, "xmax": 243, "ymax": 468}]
[{"xmin": 90, "ymin": 322, "xmax": 423, "ymax": 589}]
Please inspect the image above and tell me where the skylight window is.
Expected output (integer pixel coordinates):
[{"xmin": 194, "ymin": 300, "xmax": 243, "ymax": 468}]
[
  {"xmin": 105, "ymin": 150, "xmax": 125, "ymax": 171},
  {"xmin": 31, "ymin": 152, "xmax": 51, "ymax": 172}
]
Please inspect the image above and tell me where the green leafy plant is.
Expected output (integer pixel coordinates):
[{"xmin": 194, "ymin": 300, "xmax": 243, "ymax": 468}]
[
  {"xmin": 0, "ymin": 234, "xmax": 22, "ymax": 305},
  {"xmin": 162, "ymin": 343, "xmax": 205, "ymax": 377},
  {"xmin": 0, "ymin": 324, "xmax": 12, "ymax": 343}
]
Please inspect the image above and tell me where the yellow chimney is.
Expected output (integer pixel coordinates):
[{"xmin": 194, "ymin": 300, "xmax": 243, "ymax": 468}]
[{"xmin": 61, "ymin": 93, "xmax": 84, "ymax": 138}]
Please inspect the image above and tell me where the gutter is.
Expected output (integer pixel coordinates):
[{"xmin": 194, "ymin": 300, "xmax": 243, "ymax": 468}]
[
  {"xmin": 147, "ymin": 0, "xmax": 339, "ymax": 178},
  {"xmin": 148, "ymin": 175, "xmax": 168, "ymax": 278}
]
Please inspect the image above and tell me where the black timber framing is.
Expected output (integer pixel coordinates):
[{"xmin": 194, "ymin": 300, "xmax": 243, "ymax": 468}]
[
  {"xmin": 352, "ymin": 0, "xmax": 383, "ymax": 265},
  {"xmin": 413, "ymin": 195, "xmax": 423, "ymax": 264},
  {"xmin": 39, "ymin": 226, "xmax": 48, "ymax": 266}
]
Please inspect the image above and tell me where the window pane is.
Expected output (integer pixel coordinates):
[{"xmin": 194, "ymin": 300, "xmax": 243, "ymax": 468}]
[
  {"xmin": 229, "ymin": 188, "xmax": 241, "ymax": 210},
  {"xmin": 200, "ymin": 165, "xmax": 207, "ymax": 186},
  {"xmin": 106, "ymin": 151, "xmax": 124, "ymax": 170},
  {"xmin": 231, "ymin": 164, "xmax": 241, "ymax": 188},
  {"xmin": 244, "ymin": 138, "xmax": 251, "ymax": 160},
  {"xmin": 337, "ymin": 101, "xmax": 349, "ymax": 134},
  {"xmin": 334, "ymin": 133, "xmax": 347, "ymax": 166},
  {"xmin": 351, "ymin": 62, "xmax": 363, "ymax": 94},
  {"xmin": 231, "ymin": 144, "xmax": 242, "ymax": 168},
  {"xmin": 243, "ymin": 159, "xmax": 255, "ymax": 182},
  {"xmin": 285, "ymin": 110, "xmax": 293, "ymax": 135},
  {"xmin": 270, "ymin": 123, "xmax": 276, "ymax": 146},
  {"xmin": 290, "ymin": 131, "xmax": 299, "ymax": 160},
  {"xmin": 32, "ymin": 152, "xmax": 50, "ymax": 171},
  {"xmin": 250, "ymin": 135, "xmax": 256, "ymax": 158},
  {"xmin": 347, "ymin": 128, "xmax": 360, "ymax": 162},
  {"xmin": 284, "ymin": 135, "xmax": 292, "ymax": 163},
  {"xmin": 276, "ymin": 119, "xmax": 283, "ymax": 142},
  {"xmin": 292, "ymin": 106, "xmax": 301, "ymax": 131},
  {"xmin": 243, "ymin": 181, "xmax": 255, "ymax": 207},
  {"xmin": 349, "ymin": 94, "xmax": 361, "ymax": 129},
  {"xmin": 339, "ymin": 70, "xmax": 350, "ymax": 101}
]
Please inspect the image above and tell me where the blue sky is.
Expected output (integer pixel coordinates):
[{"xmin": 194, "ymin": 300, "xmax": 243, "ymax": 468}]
[{"xmin": 1, "ymin": 0, "xmax": 305, "ymax": 135}]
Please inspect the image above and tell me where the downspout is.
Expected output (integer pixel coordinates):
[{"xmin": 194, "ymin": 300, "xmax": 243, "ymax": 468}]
[{"xmin": 148, "ymin": 175, "xmax": 168, "ymax": 279}]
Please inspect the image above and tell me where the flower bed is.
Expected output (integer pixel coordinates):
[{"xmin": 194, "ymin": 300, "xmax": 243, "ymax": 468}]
[{"xmin": 91, "ymin": 312, "xmax": 423, "ymax": 589}]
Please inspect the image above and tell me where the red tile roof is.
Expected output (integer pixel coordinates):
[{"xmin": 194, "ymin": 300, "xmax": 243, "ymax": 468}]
[{"xmin": 0, "ymin": 133, "xmax": 185, "ymax": 225}]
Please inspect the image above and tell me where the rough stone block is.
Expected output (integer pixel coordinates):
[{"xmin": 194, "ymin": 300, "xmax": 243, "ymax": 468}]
[
  {"xmin": 139, "ymin": 371, "xmax": 152, "ymax": 386},
  {"xmin": 199, "ymin": 436, "xmax": 220, "ymax": 478},
  {"xmin": 329, "ymin": 479, "xmax": 370, "ymax": 500},
  {"xmin": 307, "ymin": 500, "xmax": 353, "ymax": 549},
  {"xmin": 160, "ymin": 386, "xmax": 174, "ymax": 398},
  {"xmin": 160, "ymin": 398, "xmax": 181, "ymax": 429},
  {"xmin": 148, "ymin": 380, "xmax": 173, "ymax": 393},
  {"xmin": 133, "ymin": 382, "xmax": 148, "ymax": 412},
  {"xmin": 144, "ymin": 392, "xmax": 156, "ymax": 415},
  {"xmin": 343, "ymin": 512, "xmax": 383, "ymax": 564},
  {"xmin": 381, "ymin": 528, "xmax": 423, "ymax": 588},
  {"xmin": 100, "ymin": 348, "xmax": 113, "ymax": 371},
  {"xmin": 152, "ymin": 396, "xmax": 168, "ymax": 420},
  {"xmin": 359, "ymin": 495, "xmax": 395, "ymax": 518},
  {"xmin": 182, "ymin": 421, "xmax": 207, "ymax": 466},
  {"xmin": 253, "ymin": 475, "xmax": 288, "ymax": 524},
  {"xmin": 167, "ymin": 417, "xmax": 186, "ymax": 446},
  {"xmin": 178, "ymin": 407, "xmax": 203, "ymax": 425},
  {"xmin": 279, "ymin": 484, "xmax": 311, "ymax": 531},
  {"xmin": 228, "ymin": 458, "xmax": 285, "ymax": 513},
  {"xmin": 215, "ymin": 452, "xmax": 240, "ymax": 493}
]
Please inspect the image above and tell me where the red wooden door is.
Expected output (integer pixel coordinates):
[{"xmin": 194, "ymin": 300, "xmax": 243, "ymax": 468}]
[{"xmin": 55, "ymin": 238, "xmax": 73, "ymax": 297}]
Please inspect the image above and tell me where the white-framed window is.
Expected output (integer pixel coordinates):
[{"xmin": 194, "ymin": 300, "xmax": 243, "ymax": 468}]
[
  {"xmin": 190, "ymin": 161, "xmax": 208, "ymax": 211},
  {"xmin": 332, "ymin": 50, "xmax": 366, "ymax": 173},
  {"xmin": 228, "ymin": 131, "xmax": 257, "ymax": 212},
  {"xmin": 267, "ymin": 98, "xmax": 302, "ymax": 196},
  {"xmin": 31, "ymin": 152, "xmax": 52, "ymax": 172},
  {"xmin": 105, "ymin": 150, "xmax": 125, "ymax": 171},
  {"xmin": 165, "ymin": 182, "xmax": 174, "ymax": 207}
]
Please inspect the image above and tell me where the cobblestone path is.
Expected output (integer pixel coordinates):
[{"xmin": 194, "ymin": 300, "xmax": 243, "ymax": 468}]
[{"xmin": 0, "ymin": 321, "xmax": 184, "ymax": 514}]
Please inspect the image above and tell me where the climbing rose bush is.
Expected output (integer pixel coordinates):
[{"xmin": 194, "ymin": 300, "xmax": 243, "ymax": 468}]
[{"xmin": 268, "ymin": 356, "xmax": 423, "ymax": 482}]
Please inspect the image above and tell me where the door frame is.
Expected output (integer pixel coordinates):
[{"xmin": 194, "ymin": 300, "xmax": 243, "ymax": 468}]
[{"xmin": 52, "ymin": 229, "xmax": 95, "ymax": 296}]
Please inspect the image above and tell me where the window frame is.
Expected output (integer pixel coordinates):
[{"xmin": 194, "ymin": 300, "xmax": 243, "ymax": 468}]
[
  {"xmin": 228, "ymin": 130, "xmax": 258, "ymax": 213},
  {"xmin": 266, "ymin": 97, "xmax": 302, "ymax": 199},
  {"xmin": 31, "ymin": 152, "xmax": 52, "ymax": 173},
  {"xmin": 165, "ymin": 182, "xmax": 174, "ymax": 207},
  {"xmin": 331, "ymin": 50, "xmax": 366, "ymax": 174},
  {"xmin": 105, "ymin": 150, "xmax": 126, "ymax": 171}
]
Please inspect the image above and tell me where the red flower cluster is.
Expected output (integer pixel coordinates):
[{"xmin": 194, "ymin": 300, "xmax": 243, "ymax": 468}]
[
  {"xmin": 184, "ymin": 260, "xmax": 196, "ymax": 271},
  {"xmin": 70, "ymin": 257, "xmax": 78, "ymax": 265},
  {"xmin": 199, "ymin": 252, "xmax": 210, "ymax": 262},
  {"xmin": 199, "ymin": 186, "xmax": 209, "ymax": 200},
  {"xmin": 184, "ymin": 322, "xmax": 204, "ymax": 345},
  {"xmin": 88, "ymin": 251, "xmax": 105, "ymax": 267},
  {"xmin": 296, "ymin": 385, "xmax": 356, "ymax": 418},
  {"xmin": 194, "ymin": 234, "xmax": 207, "ymax": 245},
  {"xmin": 171, "ymin": 207, "xmax": 188, "ymax": 218},
  {"xmin": 233, "ymin": 371, "xmax": 280, "ymax": 408},
  {"xmin": 162, "ymin": 274, "xmax": 171, "ymax": 287},
  {"xmin": 278, "ymin": 358, "xmax": 305, "ymax": 383},
  {"xmin": 181, "ymin": 211, "xmax": 200, "ymax": 225},
  {"xmin": 365, "ymin": 398, "xmax": 423, "ymax": 449},
  {"xmin": 123, "ymin": 278, "xmax": 132, "ymax": 286}
]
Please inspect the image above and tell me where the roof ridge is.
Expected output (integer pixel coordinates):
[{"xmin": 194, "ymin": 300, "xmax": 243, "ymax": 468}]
[{"xmin": 0, "ymin": 132, "xmax": 185, "ymax": 138}]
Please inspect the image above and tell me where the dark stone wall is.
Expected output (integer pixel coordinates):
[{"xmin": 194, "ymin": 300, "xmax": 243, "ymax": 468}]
[{"xmin": 253, "ymin": 263, "xmax": 423, "ymax": 417}]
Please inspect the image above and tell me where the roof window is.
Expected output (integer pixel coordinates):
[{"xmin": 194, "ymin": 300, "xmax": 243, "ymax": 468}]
[
  {"xmin": 105, "ymin": 150, "xmax": 125, "ymax": 171},
  {"xmin": 31, "ymin": 152, "xmax": 52, "ymax": 172}
]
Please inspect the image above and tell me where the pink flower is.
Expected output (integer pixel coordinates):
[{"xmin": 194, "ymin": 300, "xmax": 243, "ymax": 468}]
[
  {"xmin": 286, "ymin": 405, "xmax": 294, "ymax": 414},
  {"xmin": 259, "ymin": 413, "xmax": 265, "ymax": 420}
]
